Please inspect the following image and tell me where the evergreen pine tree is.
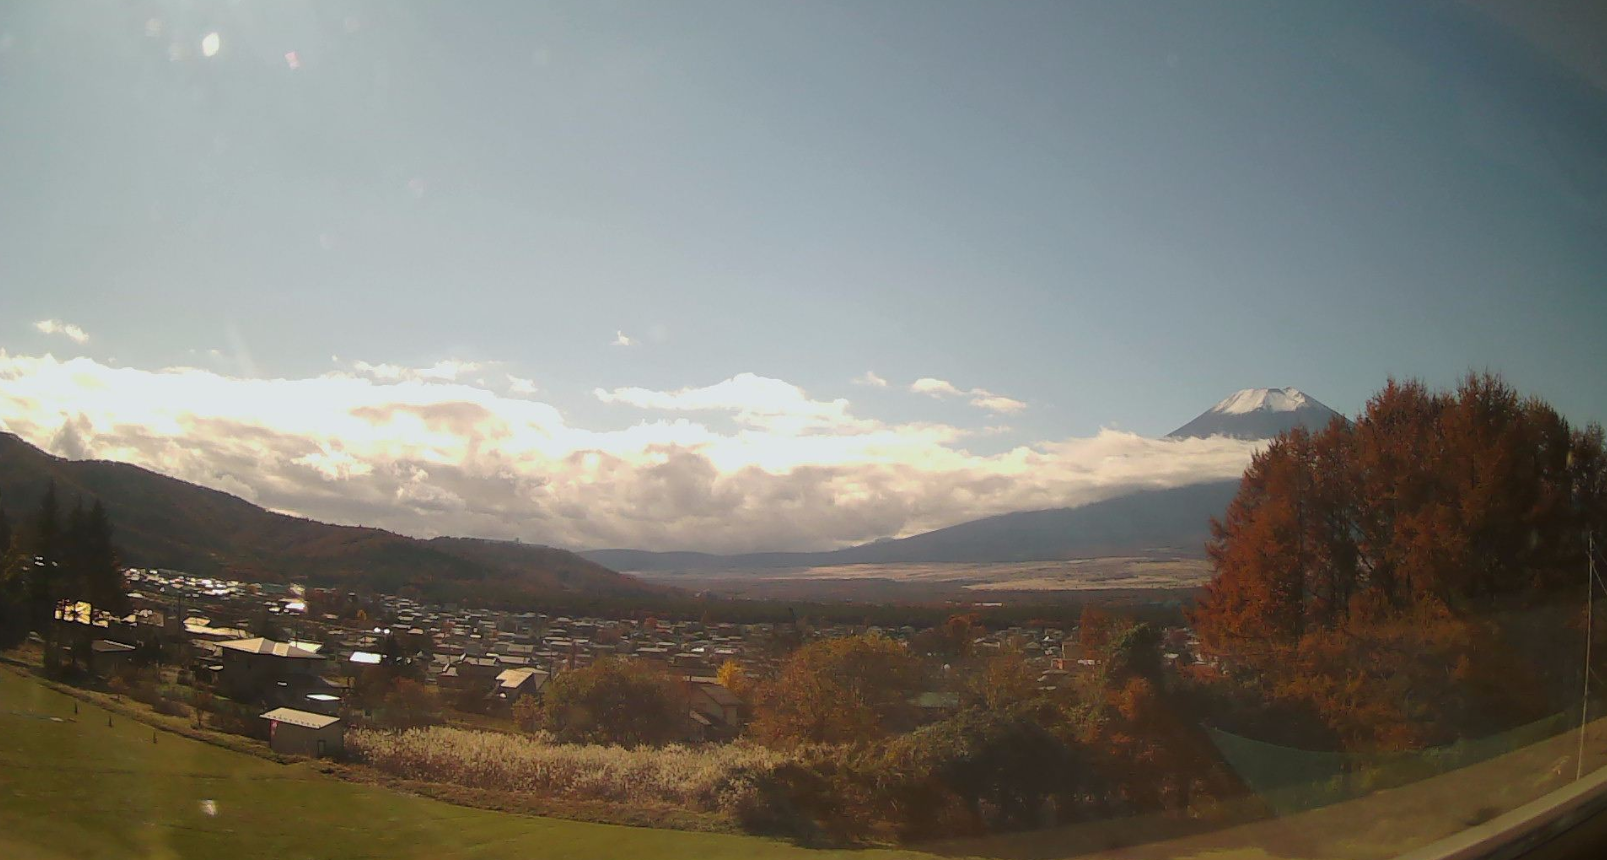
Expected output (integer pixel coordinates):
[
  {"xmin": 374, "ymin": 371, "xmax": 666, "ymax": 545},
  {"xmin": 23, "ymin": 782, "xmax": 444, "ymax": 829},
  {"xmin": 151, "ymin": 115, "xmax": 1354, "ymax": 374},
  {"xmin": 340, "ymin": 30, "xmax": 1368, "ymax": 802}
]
[
  {"xmin": 32, "ymin": 481, "xmax": 59, "ymax": 561},
  {"xmin": 83, "ymin": 500, "xmax": 125, "ymax": 615},
  {"xmin": 61, "ymin": 499, "xmax": 88, "ymax": 609},
  {"xmin": 0, "ymin": 492, "xmax": 26, "ymax": 648},
  {"xmin": 25, "ymin": 481, "xmax": 61, "ymax": 633},
  {"xmin": 0, "ymin": 490, "xmax": 11, "ymax": 556}
]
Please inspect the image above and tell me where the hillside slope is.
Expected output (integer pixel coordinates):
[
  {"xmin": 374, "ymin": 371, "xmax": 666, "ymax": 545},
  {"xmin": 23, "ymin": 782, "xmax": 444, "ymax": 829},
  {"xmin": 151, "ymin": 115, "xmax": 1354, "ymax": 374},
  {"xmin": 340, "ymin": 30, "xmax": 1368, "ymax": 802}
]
[
  {"xmin": 585, "ymin": 481, "xmax": 1240, "ymax": 572},
  {"xmin": 0, "ymin": 433, "xmax": 653, "ymax": 601}
]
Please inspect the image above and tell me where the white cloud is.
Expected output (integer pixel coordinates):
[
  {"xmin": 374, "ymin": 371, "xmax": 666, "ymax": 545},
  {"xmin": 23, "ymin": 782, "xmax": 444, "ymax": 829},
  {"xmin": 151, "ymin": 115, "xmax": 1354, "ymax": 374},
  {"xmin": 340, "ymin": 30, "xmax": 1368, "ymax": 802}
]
[
  {"xmin": 416, "ymin": 360, "xmax": 481, "ymax": 381},
  {"xmin": 33, "ymin": 320, "xmax": 89, "ymax": 344},
  {"xmin": 969, "ymin": 393, "xmax": 1027, "ymax": 414},
  {"xmin": 853, "ymin": 371, "xmax": 888, "ymax": 388},
  {"xmin": 912, "ymin": 376, "xmax": 1026, "ymax": 413},
  {"xmin": 351, "ymin": 361, "xmax": 406, "ymax": 380},
  {"xmin": 506, "ymin": 374, "xmax": 538, "ymax": 395},
  {"xmin": 612, "ymin": 330, "xmax": 635, "ymax": 347},
  {"xmin": 911, "ymin": 377, "xmax": 965, "ymax": 397},
  {"xmin": 595, "ymin": 373, "xmax": 864, "ymax": 434},
  {"xmin": 0, "ymin": 352, "xmax": 1258, "ymax": 553}
]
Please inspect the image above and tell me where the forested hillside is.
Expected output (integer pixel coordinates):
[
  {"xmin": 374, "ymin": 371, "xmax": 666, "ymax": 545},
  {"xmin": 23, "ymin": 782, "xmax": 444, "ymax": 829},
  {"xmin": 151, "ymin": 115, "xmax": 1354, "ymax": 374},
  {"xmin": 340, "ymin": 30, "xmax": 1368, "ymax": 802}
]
[{"xmin": 0, "ymin": 433, "xmax": 654, "ymax": 602}]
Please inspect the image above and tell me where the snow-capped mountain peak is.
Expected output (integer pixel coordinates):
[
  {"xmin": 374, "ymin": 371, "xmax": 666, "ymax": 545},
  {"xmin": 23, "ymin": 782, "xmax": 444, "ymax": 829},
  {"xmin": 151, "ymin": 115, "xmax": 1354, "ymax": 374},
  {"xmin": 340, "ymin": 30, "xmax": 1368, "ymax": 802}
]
[
  {"xmin": 1210, "ymin": 387, "xmax": 1311, "ymax": 415},
  {"xmin": 1168, "ymin": 387, "xmax": 1342, "ymax": 440}
]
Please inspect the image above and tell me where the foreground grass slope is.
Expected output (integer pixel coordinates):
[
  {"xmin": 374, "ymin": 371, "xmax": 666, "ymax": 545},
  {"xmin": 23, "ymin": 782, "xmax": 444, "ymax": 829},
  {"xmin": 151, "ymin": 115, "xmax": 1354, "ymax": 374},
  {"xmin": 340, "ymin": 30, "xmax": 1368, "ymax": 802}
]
[
  {"xmin": 0, "ymin": 670, "xmax": 913, "ymax": 860},
  {"xmin": 8, "ymin": 664, "xmax": 1606, "ymax": 860}
]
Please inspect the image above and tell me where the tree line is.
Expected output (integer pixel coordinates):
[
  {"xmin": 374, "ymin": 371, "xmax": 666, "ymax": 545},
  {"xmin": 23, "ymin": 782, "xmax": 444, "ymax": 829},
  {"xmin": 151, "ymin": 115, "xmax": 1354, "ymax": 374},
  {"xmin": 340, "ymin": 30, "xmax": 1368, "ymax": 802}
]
[
  {"xmin": 0, "ymin": 481, "xmax": 128, "ymax": 651},
  {"xmin": 1192, "ymin": 373, "xmax": 1607, "ymax": 749}
]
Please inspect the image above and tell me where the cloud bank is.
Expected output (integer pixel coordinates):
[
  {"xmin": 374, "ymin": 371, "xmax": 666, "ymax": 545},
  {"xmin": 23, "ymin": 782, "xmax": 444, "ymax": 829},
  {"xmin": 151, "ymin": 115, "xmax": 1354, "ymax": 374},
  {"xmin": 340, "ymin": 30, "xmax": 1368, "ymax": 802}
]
[
  {"xmin": 33, "ymin": 320, "xmax": 90, "ymax": 344},
  {"xmin": 352, "ymin": 359, "xmax": 483, "ymax": 382},
  {"xmin": 0, "ymin": 351, "xmax": 1258, "ymax": 553}
]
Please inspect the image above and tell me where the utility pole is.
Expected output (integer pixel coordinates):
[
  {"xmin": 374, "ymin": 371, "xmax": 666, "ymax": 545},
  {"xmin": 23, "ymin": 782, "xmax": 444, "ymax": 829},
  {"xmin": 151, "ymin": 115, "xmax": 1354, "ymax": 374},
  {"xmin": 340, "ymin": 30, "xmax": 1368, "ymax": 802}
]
[{"xmin": 1580, "ymin": 531, "xmax": 1597, "ymax": 781}]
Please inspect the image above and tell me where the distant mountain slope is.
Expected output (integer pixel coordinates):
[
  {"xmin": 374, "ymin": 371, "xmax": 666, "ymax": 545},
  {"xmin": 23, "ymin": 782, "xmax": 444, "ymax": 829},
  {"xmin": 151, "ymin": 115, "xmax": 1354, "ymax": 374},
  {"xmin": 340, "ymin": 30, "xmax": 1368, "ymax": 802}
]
[
  {"xmin": 0, "ymin": 433, "xmax": 654, "ymax": 601},
  {"xmin": 585, "ymin": 481, "xmax": 1241, "ymax": 572},
  {"xmin": 1168, "ymin": 387, "xmax": 1344, "ymax": 440}
]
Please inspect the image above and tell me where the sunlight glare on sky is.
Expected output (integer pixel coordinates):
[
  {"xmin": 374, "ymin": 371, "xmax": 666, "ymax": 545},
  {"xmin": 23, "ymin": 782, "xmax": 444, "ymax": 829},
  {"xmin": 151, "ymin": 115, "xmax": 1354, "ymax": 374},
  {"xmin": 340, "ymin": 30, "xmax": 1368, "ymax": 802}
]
[{"xmin": 1, "ymin": 1, "xmax": 1604, "ymax": 550}]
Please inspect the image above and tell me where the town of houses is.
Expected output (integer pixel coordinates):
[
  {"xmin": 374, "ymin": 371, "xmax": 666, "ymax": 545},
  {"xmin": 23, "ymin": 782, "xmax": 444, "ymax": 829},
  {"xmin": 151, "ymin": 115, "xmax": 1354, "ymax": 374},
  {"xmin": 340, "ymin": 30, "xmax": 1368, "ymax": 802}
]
[{"xmin": 48, "ymin": 566, "xmax": 1198, "ymax": 758}]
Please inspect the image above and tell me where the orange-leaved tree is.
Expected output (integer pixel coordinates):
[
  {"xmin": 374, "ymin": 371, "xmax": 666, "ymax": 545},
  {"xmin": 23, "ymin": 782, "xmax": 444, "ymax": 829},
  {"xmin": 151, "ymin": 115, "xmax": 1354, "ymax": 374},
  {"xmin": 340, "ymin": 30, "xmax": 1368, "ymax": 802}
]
[
  {"xmin": 753, "ymin": 633, "xmax": 926, "ymax": 746},
  {"xmin": 1191, "ymin": 373, "xmax": 1607, "ymax": 749}
]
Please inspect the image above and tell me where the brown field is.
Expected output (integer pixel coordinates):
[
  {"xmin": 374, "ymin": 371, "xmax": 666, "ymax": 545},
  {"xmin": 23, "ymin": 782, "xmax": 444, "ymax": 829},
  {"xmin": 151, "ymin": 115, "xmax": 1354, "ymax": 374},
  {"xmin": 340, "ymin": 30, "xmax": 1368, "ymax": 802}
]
[{"xmin": 631, "ymin": 557, "xmax": 1214, "ymax": 602}]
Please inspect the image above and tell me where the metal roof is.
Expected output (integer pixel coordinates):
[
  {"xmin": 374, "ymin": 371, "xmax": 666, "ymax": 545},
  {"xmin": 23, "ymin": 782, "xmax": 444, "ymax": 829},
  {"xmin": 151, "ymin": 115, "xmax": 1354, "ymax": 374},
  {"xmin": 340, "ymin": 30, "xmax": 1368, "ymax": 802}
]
[
  {"xmin": 219, "ymin": 638, "xmax": 325, "ymax": 659},
  {"xmin": 260, "ymin": 708, "xmax": 341, "ymax": 730},
  {"xmin": 496, "ymin": 668, "xmax": 549, "ymax": 688},
  {"xmin": 691, "ymin": 681, "xmax": 742, "ymax": 707}
]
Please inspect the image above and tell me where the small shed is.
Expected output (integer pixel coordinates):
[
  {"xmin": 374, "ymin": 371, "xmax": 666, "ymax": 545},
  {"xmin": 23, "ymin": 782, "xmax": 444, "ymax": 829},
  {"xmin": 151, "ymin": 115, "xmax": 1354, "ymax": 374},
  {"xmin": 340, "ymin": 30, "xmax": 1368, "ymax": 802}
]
[
  {"xmin": 89, "ymin": 639, "xmax": 137, "ymax": 677},
  {"xmin": 260, "ymin": 707, "xmax": 344, "ymax": 758}
]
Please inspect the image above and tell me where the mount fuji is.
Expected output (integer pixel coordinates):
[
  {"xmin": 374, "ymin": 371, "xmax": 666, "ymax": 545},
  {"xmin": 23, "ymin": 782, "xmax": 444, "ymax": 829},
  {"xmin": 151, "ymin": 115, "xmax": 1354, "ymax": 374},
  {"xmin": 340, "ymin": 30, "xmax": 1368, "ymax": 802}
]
[
  {"xmin": 1167, "ymin": 387, "xmax": 1344, "ymax": 441},
  {"xmin": 586, "ymin": 388, "xmax": 1345, "ymax": 574}
]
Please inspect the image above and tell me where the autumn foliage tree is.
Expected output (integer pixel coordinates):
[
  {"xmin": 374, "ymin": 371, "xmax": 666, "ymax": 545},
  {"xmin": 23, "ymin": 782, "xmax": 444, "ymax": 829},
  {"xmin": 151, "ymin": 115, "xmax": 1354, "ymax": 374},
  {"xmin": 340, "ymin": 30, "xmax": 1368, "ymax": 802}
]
[
  {"xmin": 754, "ymin": 634, "xmax": 926, "ymax": 746},
  {"xmin": 965, "ymin": 646, "xmax": 1040, "ymax": 712},
  {"xmin": 910, "ymin": 613, "xmax": 982, "ymax": 661},
  {"xmin": 541, "ymin": 657, "xmax": 685, "ymax": 747},
  {"xmin": 716, "ymin": 658, "xmax": 754, "ymax": 701},
  {"xmin": 1058, "ymin": 620, "xmax": 1230, "ymax": 812},
  {"xmin": 1192, "ymin": 374, "xmax": 1607, "ymax": 748}
]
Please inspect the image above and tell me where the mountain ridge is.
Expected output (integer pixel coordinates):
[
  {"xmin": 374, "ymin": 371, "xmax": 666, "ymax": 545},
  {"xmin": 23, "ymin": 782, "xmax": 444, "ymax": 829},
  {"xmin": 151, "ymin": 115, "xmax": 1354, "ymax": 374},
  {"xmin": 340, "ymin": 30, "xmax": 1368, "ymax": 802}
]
[
  {"xmin": 584, "ymin": 481, "xmax": 1241, "ymax": 572},
  {"xmin": 585, "ymin": 386, "xmax": 1337, "ymax": 572},
  {"xmin": 0, "ymin": 432, "xmax": 656, "ymax": 602}
]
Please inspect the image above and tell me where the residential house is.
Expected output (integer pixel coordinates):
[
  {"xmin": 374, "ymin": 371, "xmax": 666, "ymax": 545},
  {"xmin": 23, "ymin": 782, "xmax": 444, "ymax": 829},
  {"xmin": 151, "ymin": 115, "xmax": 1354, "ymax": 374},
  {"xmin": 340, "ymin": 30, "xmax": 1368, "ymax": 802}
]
[
  {"xmin": 217, "ymin": 638, "xmax": 326, "ymax": 704},
  {"xmin": 493, "ymin": 667, "xmax": 549, "ymax": 706},
  {"xmin": 687, "ymin": 679, "xmax": 745, "ymax": 738}
]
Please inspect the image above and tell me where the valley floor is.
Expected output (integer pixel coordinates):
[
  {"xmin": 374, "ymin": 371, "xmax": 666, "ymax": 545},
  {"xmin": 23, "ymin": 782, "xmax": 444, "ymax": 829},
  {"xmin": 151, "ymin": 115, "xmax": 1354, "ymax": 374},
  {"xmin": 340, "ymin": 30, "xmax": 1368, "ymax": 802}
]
[{"xmin": 629, "ymin": 556, "xmax": 1214, "ymax": 602}]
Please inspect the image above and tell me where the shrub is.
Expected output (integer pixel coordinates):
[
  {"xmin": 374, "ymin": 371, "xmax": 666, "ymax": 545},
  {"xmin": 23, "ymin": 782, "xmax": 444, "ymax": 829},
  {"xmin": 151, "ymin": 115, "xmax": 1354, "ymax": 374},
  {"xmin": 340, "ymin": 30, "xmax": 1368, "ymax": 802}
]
[
  {"xmin": 730, "ymin": 747, "xmax": 882, "ymax": 845},
  {"xmin": 511, "ymin": 696, "xmax": 542, "ymax": 732},
  {"xmin": 376, "ymin": 678, "xmax": 441, "ymax": 729},
  {"xmin": 348, "ymin": 725, "xmax": 787, "ymax": 813},
  {"xmin": 542, "ymin": 657, "xmax": 684, "ymax": 747},
  {"xmin": 753, "ymin": 634, "xmax": 926, "ymax": 747},
  {"xmin": 153, "ymin": 695, "xmax": 189, "ymax": 718},
  {"xmin": 878, "ymin": 708, "xmax": 1085, "ymax": 838}
]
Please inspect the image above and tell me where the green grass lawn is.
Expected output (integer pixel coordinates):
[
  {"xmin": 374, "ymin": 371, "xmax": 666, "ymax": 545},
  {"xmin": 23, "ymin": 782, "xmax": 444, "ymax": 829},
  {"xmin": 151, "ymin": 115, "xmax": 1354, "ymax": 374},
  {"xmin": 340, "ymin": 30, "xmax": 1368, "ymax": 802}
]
[
  {"xmin": 10, "ymin": 664, "xmax": 1603, "ymax": 860},
  {"xmin": 0, "ymin": 669, "xmax": 922, "ymax": 860}
]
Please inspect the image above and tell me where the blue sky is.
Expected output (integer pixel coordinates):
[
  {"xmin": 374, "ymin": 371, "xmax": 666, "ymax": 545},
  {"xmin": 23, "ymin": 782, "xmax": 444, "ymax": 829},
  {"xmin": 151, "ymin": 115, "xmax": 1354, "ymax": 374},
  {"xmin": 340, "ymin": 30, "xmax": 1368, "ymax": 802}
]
[{"xmin": 1, "ymin": 2, "xmax": 1605, "ymax": 551}]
